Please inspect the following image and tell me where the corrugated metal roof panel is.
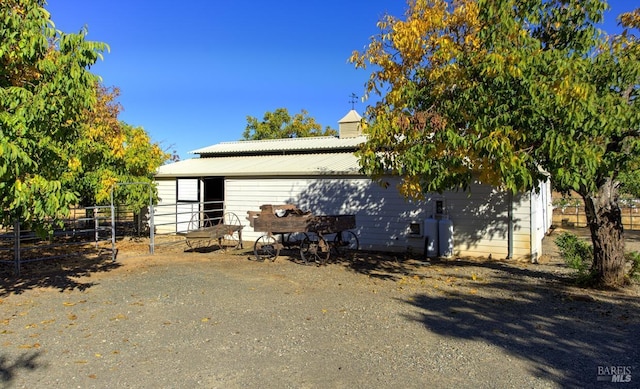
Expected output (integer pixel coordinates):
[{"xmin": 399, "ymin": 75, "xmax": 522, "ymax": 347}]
[
  {"xmin": 156, "ymin": 152, "xmax": 361, "ymax": 178},
  {"xmin": 189, "ymin": 135, "xmax": 367, "ymax": 155}
]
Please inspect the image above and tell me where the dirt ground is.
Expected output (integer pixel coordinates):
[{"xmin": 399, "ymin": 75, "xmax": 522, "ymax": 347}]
[{"xmin": 0, "ymin": 228, "xmax": 638, "ymax": 388}]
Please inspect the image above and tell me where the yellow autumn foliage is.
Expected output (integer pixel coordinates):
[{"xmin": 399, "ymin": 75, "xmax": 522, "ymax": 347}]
[{"xmin": 351, "ymin": 0, "xmax": 482, "ymax": 117}]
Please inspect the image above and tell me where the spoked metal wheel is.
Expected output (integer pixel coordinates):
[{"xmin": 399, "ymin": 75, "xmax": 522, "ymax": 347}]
[
  {"xmin": 217, "ymin": 212, "xmax": 243, "ymax": 251},
  {"xmin": 300, "ymin": 235, "xmax": 330, "ymax": 265},
  {"xmin": 254, "ymin": 235, "xmax": 279, "ymax": 261},
  {"xmin": 186, "ymin": 214, "xmax": 212, "ymax": 250},
  {"xmin": 284, "ymin": 232, "xmax": 309, "ymax": 250},
  {"xmin": 332, "ymin": 230, "xmax": 359, "ymax": 257}
]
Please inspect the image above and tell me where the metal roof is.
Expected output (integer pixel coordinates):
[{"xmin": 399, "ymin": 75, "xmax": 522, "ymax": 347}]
[
  {"xmin": 155, "ymin": 152, "xmax": 362, "ymax": 178},
  {"xmin": 189, "ymin": 135, "xmax": 367, "ymax": 155}
]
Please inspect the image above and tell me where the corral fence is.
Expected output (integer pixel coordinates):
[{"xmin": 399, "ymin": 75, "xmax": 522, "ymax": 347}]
[
  {"xmin": 552, "ymin": 197, "xmax": 640, "ymax": 230},
  {"xmin": 1, "ymin": 199, "xmax": 227, "ymax": 275},
  {"xmin": 0, "ymin": 206, "xmax": 116, "ymax": 275}
]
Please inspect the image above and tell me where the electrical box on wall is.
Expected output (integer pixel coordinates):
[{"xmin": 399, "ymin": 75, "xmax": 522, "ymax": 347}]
[{"xmin": 433, "ymin": 198, "xmax": 446, "ymax": 218}]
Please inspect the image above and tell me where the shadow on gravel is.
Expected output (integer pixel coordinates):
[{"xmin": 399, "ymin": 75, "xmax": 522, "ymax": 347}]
[
  {"xmin": 400, "ymin": 267, "xmax": 640, "ymax": 388},
  {"xmin": 0, "ymin": 253, "xmax": 120, "ymax": 296},
  {"xmin": 340, "ymin": 252, "xmax": 569, "ymax": 283},
  {"xmin": 334, "ymin": 236, "xmax": 640, "ymax": 387},
  {"xmin": 0, "ymin": 352, "xmax": 44, "ymax": 386},
  {"xmin": 334, "ymin": 251, "xmax": 426, "ymax": 281}
]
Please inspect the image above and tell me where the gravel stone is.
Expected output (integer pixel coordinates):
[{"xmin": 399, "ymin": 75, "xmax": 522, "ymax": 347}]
[{"xmin": 1, "ymin": 229, "xmax": 639, "ymax": 388}]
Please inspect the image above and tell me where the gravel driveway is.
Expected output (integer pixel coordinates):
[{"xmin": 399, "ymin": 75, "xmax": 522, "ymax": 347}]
[{"xmin": 1, "ymin": 229, "xmax": 639, "ymax": 388}]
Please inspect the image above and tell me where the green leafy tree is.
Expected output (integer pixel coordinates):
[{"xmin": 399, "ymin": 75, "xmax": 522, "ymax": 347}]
[
  {"xmin": 0, "ymin": 0, "xmax": 107, "ymax": 232},
  {"xmin": 350, "ymin": 0, "xmax": 640, "ymax": 287},
  {"xmin": 620, "ymin": 171, "xmax": 640, "ymax": 198},
  {"xmin": 242, "ymin": 108, "xmax": 337, "ymax": 140}
]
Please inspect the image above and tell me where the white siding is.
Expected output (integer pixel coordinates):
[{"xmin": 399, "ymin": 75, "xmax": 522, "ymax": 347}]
[
  {"xmin": 224, "ymin": 177, "xmax": 534, "ymax": 260},
  {"xmin": 153, "ymin": 174, "xmax": 543, "ymax": 260},
  {"xmin": 154, "ymin": 179, "xmax": 177, "ymax": 234},
  {"xmin": 529, "ymin": 179, "xmax": 552, "ymax": 262},
  {"xmin": 512, "ymin": 192, "xmax": 533, "ymax": 260}
]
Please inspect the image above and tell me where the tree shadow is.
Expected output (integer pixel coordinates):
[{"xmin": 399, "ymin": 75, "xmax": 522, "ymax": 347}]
[
  {"xmin": 331, "ymin": 250, "xmax": 432, "ymax": 281},
  {"xmin": 0, "ymin": 352, "xmax": 45, "ymax": 386},
  {"xmin": 397, "ymin": 263, "xmax": 640, "ymax": 388},
  {"xmin": 290, "ymin": 178, "xmax": 522, "ymax": 257},
  {"xmin": 624, "ymin": 229, "xmax": 640, "ymax": 245},
  {"xmin": 336, "ymin": 251, "xmax": 572, "ymax": 284},
  {"xmin": 450, "ymin": 191, "xmax": 517, "ymax": 252},
  {"xmin": 0, "ymin": 251, "xmax": 120, "ymax": 296}
]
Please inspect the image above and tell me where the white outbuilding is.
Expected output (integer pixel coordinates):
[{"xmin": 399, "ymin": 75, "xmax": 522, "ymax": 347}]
[{"xmin": 154, "ymin": 110, "xmax": 552, "ymax": 261}]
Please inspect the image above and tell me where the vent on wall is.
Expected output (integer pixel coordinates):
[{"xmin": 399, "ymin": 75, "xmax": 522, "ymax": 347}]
[{"xmin": 408, "ymin": 221, "xmax": 423, "ymax": 237}]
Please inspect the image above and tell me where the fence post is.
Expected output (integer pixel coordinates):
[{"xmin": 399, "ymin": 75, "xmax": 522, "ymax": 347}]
[
  {"xmin": 94, "ymin": 208, "xmax": 99, "ymax": 248},
  {"xmin": 149, "ymin": 186, "xmax": 154, "ymax": 254},
  {"xmin": 111, "ymin": 195, "xmax": 116, "ymax": 261},
  {"xmin": 149, "ymin": 207, "xmax": 155, "ymax": 255}
]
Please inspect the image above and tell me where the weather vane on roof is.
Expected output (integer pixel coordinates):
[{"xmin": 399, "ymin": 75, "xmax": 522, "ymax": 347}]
[{"xmin": 349, "ymin": 93, "xmax": 358, "ymax": 110}]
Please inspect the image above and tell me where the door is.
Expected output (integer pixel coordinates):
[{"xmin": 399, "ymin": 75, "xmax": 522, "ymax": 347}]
[{"xmin": 203, "ymin": 177, "xmax": 224, "ymax": 223}]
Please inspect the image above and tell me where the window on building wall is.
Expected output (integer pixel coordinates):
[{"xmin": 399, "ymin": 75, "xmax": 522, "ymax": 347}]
[{"xmin": 177, "ymin": 178, "xmax": 199, "ymax": 202}]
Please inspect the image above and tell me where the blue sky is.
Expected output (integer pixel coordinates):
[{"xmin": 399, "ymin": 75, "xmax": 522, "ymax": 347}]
[{"xmin": 45, "ymin": 0, "xmax": 637, "ymax": 160}]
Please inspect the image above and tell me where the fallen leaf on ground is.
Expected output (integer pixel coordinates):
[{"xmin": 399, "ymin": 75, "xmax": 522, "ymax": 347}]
[{"xmin": 110, "ymin": 314, "xmax": 127, "ymax": 321}]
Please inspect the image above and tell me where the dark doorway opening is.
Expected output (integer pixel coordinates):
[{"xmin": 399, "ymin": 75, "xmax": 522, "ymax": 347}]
[{"xmin": 203, "ymin": 177, "xmax": 224, "ymax": 223}]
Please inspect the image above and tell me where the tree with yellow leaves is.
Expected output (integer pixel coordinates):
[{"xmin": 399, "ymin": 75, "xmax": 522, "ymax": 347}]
[
  {"xmin": 71, "ymin": 84, "xmax": 168, "ymax": 211},
  {"xmin": 351, "ymin": 0, "xmax": 639, "ymax": 287}
]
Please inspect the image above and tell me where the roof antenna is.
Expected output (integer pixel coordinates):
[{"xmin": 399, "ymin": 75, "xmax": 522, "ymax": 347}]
[{"xmin": 349, "ymin": 93, "xmax": 358, "ymax": 110}]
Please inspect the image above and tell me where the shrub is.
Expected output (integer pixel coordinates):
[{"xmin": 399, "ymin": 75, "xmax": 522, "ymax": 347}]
[
  {"xmin": 554, "ymin": 232, "xmax": 594, "ymax": 284},
  {"xmin": 626, "ymin": 251, "xmax": 640, "ymax": 283}
]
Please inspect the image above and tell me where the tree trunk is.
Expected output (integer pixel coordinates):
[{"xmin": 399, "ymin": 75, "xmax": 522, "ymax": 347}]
[{"xmin": 582, "ymin": 179, "xmax": 626, "ymax": 287}]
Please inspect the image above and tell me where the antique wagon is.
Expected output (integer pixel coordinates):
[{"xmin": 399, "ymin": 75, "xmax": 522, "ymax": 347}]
[
  {"xmin": 178, "ymin": 212, "xmax": 243, "ymax": 251},
  {"xmin": 247, "ymin": 204, "xmax": 358, "ymax": 264}
]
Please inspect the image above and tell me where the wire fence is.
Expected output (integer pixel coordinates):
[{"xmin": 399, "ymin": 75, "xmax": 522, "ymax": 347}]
[
  {"xmin": 0, "ymin": 200, "xmax": 231, "ymax": 275},
  {"xmin": 0, "ymin": 205, "xmax": 142, "ymax": 275}
]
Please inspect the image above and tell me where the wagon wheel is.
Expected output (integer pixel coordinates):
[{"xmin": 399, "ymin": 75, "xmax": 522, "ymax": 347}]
[
  {"xmin": 254, "ymin": 234, "xmax": 279, "ymax": 261},
  {"xmin": 217, "ymin": 212, "xmax": 243, "ymax": 251},
  {"xmin": 186, "ymin": 213, "xmax": 213, "ymax": 250},
  {"xmin": 188, "ymin": 212, "xmax": 213, "ymax": 230},
  {"xmin": 284, "ymin": 232, "xmax": 309, "ymax": 250},
  {"xmin": 300, "ymin": 234, "xmax": 330, "ymax": 265},
  {"xmin": 332, "ymin": 230, "xmax": 359, "ymax": 258}
]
